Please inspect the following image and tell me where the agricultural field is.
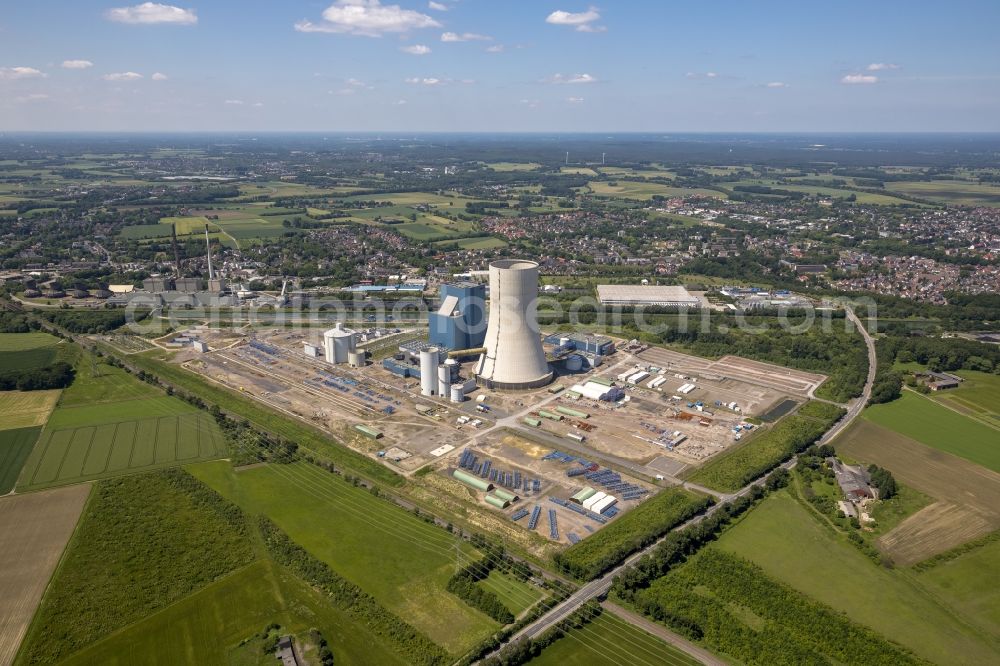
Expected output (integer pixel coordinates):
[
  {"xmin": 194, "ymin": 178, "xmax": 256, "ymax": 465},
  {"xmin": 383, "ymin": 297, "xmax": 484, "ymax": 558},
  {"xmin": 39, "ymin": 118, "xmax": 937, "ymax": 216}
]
[
  {"xmin": 560, "ymin": 167, "xmax": 598, "ymax": 176},
  {"xmin": 724, "ymin": 180, "xmax": 916, "ymax": 205},
  {"xmin": 433, "ymin": 236, "xmax": 508, "ymax": 250},
  {"xmin": 341, "ymin": 191, "xmax": 466, "ymax": 207},
  {"xmin": 711, "ymin": 491, "xmax": 998, "ymax": 664},
  {"xmin": 885, "ymin": 180, "xmax": 1000, "ymax": 206},
  {"xmin": 17, "ymin": 470, "xmax": 255, "ymax": 665},
  {"xmin": 0, "ymin": 484, "xmax": 90, "ymax": 666},
  {"xmin": 864, "ymin": 391, "xmax": 1000, "ymax": 472},
  {"xmin": 58, "ymin": 356, "xmax": 161, "ymax": 408},
  {"xmin": 525, "ymin": 611, "xmax": 701, "ymax": 666},
  {"xmin": 587, "ymin": 181, "xmax": 724, "ymax": 201},
  {"xmin": 478, "ymin": 569, "xmax": 545, "ymax": 617},
  {"xmin": 188, "ymin": 460, "xmax": 498, "ymax": 654},
  {"xmin": 54, "ymin": 559, "xmax": 407, "ymax": 666},
  {"xmin": 916, "ymin": 537, "xmax": 1000, "ymax": 643},
  {"xmin": 485, "ymin": 162, "xmax": 542, "ymax": 171},
  {"xmin": 597, "ymin": 166, "xmax": 675, "ymax": 179},
  {"xmin": 931, "ymin": 370, "xmax": 1000, "ymax": 429},
  {"xmin": 836, "ymin": 419, "xmax": 1000, "ymax": 563},
  {"xmin": 0, "ymin": 427, "xmax": 41, "ymax": 494},
  {"xmin": 0, "ymin": 333, "xmax": 61, "ymax": 372},
  {"xmin": 0, "ymin": 390, "xmax": 60, "ymax": 431}
]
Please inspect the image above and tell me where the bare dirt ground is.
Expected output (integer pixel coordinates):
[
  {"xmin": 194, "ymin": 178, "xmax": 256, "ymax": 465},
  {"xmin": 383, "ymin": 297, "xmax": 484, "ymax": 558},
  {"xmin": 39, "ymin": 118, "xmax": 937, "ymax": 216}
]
[
  {"xmin": 0, "ymin": 483, "xmax": 90, "ymax": 666},
  {"xmin": 839, "ymin": 420, "xmax": 1000, "ymax": 562}
]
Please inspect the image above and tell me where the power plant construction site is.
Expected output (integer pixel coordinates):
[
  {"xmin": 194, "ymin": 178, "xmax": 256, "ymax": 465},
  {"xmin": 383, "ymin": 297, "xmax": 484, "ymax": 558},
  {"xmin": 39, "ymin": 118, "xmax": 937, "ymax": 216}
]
[{"xmin": 166, "ymin": 259, "xmax": 826, "ymax": 545}]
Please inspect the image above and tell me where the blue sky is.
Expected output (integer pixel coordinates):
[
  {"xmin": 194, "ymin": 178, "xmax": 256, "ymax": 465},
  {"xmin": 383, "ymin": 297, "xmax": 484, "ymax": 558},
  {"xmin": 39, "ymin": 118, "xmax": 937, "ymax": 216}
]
[{"xmin": 1, "ymin": 0, "xmax": 998, "ymax": 132}]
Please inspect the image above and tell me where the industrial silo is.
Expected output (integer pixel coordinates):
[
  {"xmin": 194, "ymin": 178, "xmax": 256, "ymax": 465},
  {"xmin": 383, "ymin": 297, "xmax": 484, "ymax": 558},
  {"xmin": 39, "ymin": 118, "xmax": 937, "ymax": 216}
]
[
  {"xmin": 450, "ymin": 385, "xmax": 465, "ymax": 403},
  {"xmin": 565, "ymin": 354, "xmax": 584, "ymax": 372},
  {"xmin": 348, "ymin": 351, "xmax": 366, "ymax": 367},
  {"xmin": 324, "ymin": 322, "xmax": 356, "ymax": 364},
  {"xmin": 420, "ymin": 347, "xmax": 438, "ymax": 396},
  {"xmin": 474, "ymin": 260, "xmax": 553, "ymax": 390}
]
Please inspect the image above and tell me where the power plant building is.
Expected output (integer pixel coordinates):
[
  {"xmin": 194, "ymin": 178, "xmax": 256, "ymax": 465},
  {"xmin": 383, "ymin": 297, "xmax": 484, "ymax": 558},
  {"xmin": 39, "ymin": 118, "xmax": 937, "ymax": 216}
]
[
  {"xmin": 474, "ymin": 260, "xmax": 553, "ymax": 390},
  {"xmin": 429, "ymin": 281, "xmax": 486, "ymax": 352}
]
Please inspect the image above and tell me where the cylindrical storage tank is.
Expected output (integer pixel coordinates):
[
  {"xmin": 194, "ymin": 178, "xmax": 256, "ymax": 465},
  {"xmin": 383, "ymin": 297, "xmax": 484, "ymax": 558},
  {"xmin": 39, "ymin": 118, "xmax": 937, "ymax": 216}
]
[
  {"xmin": 348, "ymin": 351, "xmax": 365, "ymax": 367},
  {"xmin": 473, "ymin": 260, "xmax": 553, "ymax": 390},
  {"xmin": 450, "ymin": 385, "xmax": 465, "ymax": 403},
  {"xmin": 439, "ymin": 379, "xmax": 451, "ymax": 398},
  {"xmin": 420, "ymin": 348, "xmax": 438, "ymax": 396},
  {"xmin": 485, "ymin": 494, "xmax": 510, "ymax": 509},
  {"xmin": 444, "ymin": 358, "xmax": 459, "ymax": 380},
  {"xmin": 565, "ymin": 354, "xmax": 584, "ymax": 372},
  {"xmin": 438, "ymin": 365, "xmax": 449, "ymax": 384},
  {"xmin": 453, "ymin": 468, "xmax": 493, "ymax": 491}
]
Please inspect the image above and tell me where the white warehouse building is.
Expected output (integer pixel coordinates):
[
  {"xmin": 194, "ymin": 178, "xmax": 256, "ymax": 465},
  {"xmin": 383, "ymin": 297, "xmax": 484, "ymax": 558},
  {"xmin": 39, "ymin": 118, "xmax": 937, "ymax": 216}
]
[{"xmin": 596, "ymin": 284, "xmax": 700, "ymax": 308}]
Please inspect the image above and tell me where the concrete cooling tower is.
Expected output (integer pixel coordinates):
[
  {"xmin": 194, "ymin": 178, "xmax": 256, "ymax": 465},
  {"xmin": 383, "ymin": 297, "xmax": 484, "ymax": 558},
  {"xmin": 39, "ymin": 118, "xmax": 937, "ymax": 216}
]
[{"xmin": 474, "ymin": 260, "xmax": 553, "ymax": 390}]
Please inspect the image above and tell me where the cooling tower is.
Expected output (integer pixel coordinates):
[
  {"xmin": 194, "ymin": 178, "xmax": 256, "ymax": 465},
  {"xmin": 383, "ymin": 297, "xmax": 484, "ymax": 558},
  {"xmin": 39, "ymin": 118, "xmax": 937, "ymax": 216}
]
[{"xmin": 474, "ymin": 260, "xmax": 553, "ymax": 390}]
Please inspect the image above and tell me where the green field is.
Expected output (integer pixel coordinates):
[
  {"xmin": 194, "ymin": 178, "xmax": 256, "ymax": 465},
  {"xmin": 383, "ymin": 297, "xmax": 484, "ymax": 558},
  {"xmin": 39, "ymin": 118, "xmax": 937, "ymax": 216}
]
[
  {"xmin": 931, "ymin": 370, "xmax": 1000, "ymax": 429},
  {"xmin": 486, "ymin": 162, "xmax": 542, "ymax": 172},
  {"xmin": 55, "ymin": 559, "xmax": 408, "ymax": 666},
  {"xmin": 18, "ymin": 410, "xmax": 228, "ymax": 490},
  {"xmin": 864, "ymin": 391, "xmax": 1000, "ymax": 472},
  {"xmin": 525, "ymin": 611, "xmax": 701, "ymax": 666},
  {"xmin": 886, "ymin": 180, "xmax": 1000, "ymax": 206},
  {"xmin": 188, "ymin": 460, "xmax": 497, "ymax": 654},
  {"xmin": 0, "ymin": 332, "xmax": 61, "ymax": 371},
  {"xmin": 478, "ymin": 569, "xmax": 545, "ymax": 617},
  {"xmin": 342, "ymin": 191, "xmax": 464, "ymax": 206},
  {"xmin": 18, "ymin": 470, "xmax": 255, "ymax": 665},
  {"xmin": 433, "ymin": 236, "xmax": 508, "ymax": 250},
  {"xmin": 0, "ymin": 426, "xmax": 40, "ymax": 494},
  {"xmin": 713, "ymin": 490, "xmax": 998, "ymax": 664},
  {"xmin": 917, "ymin": 537, "xmax": 1000, "ymax": 643},
  {"xmin": 587, "ymin": 181, "xmax": 724, "ymax": 201},
  {"xmin": 58, "ymin": 358, "xmax": 162, "ymax": 407},
  {"xmin": 123, "ymin": 349, "xmax": 402, "ymax": 486},
  {"xmin": 725, "ymin": 180, "xmax": 916, "ymax": 205}
]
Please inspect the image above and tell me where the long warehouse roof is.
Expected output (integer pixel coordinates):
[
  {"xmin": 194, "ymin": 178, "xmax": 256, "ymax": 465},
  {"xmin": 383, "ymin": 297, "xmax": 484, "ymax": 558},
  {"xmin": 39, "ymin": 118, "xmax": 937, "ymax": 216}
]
[{"xmin": 596, "ymin": 284, "xmax": 700, "ymax": 306}]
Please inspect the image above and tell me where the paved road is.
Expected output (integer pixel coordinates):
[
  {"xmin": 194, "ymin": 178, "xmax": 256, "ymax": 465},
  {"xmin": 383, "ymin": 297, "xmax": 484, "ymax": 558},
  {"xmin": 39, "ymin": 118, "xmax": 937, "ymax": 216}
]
[{"xmin": 478, "ymin": 304, "xmax": 879, "ymax": 663}]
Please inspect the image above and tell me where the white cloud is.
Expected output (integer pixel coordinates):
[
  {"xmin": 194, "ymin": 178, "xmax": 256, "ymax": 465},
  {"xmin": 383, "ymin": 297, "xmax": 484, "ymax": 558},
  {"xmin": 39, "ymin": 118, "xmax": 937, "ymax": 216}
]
[
  {"xmin": 61, "ymin": 59, "xmax": 93, "ymax": 69},
  {"xmin": 105, "ymin": 3, "xmax": 197, "ymax": 25},
  {"xmin": 705, "ymin": 72, "xmax": 718, "ymax": 78},
  {"xmin": 428, "ymin": 1, "xmax": 447, "ymax": 10},
  {"xmin": 867, "ymin": 62, "xmax": 900, "ymax": 71},
  {"xmin": 405, "ymin": 76, "xmax": 442, "ymax": 85},
  {"xmin": 841, "ymin": 73, "xmax": 878, "ymax": 84},
  {"xmin": 545, "ymin": 72, "xmax": 597, "ymax": 84},
  {"xmin": 14, "ymin": 93, "xmax": 49, "ymax": 103},
  {"xmin": 102, "ymin": 71, "xmax": 143, "ymax": 81},
  {"xmin": 251, "ymin": 102, "xmax": 264, "ymax": 107},
  {"xmin": 687, "ymin": 71, "xmax": 722, "ymax": 80},
  {"xmin": 566, "ymin": 96, "xmax": 584, "ymax": 103},
  {"xmin": 485, "ymin": 44, "xmax": 504, "ymax": 53},
  {"xmin": 440, "ymin": 31, "xmax": 492, "ymax": 42},
  {"xmin": 0, "ymin": 66, "xmax": 46, "ymax": 80},
  {"xmin": 224, "ymin": 99, "xmax": 244, "ymax": 105},
  {"xmin": 400, "ymin": 44, "xmax": 431, "ymax": 55},
  {"xmin": 765, "ymin": 81, "xmax": 788, "ymax": 88},
  {"xmin": 295, "ymin": 0, "xmax": 440, "ymax": 37},
  {"xmin": 546, "ymin": 7, "xmax": 604, "ymax": 32},
  {"xmin": 151, "ymin": 72, "xmax": 168, "ymax": 80},
  {"xmin": 520, "ymin": 98, "xmax": 540, "ymax": 109},
  {"xmin": 392, "ymin": 98, "xmax": 408, "ymax": 105}
]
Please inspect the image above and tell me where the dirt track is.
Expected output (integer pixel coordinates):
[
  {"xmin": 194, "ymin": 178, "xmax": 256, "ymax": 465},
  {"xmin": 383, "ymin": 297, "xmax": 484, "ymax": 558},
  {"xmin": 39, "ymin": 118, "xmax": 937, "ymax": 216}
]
[{"xmin": 0, "ymin": 484, "xmax": 90, "ymax": 666}]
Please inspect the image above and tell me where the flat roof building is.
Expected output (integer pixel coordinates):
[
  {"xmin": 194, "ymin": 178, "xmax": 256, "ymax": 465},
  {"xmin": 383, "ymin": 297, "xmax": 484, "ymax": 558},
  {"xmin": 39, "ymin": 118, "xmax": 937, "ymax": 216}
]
[{"xmin": 596, "ymin": 284, "xmax": 700, "ymax": 307}]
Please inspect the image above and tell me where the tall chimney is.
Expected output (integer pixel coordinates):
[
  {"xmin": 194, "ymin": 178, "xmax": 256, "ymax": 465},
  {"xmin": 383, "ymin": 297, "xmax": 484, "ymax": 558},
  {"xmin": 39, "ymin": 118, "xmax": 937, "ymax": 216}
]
[{"xmin": 204, "ymin": 224, "xmax": 214, "ymax": 280}]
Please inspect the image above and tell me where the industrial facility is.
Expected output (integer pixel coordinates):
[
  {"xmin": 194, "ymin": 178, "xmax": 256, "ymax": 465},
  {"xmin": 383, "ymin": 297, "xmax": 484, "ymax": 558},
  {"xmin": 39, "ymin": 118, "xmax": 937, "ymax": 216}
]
[
  {"xmin": 596, "ymin": 284, "xmax": 701, "ymax": 307},
  {"xmin": 474, "ymin": 260, "xmax": 554, "ymax": 390}
]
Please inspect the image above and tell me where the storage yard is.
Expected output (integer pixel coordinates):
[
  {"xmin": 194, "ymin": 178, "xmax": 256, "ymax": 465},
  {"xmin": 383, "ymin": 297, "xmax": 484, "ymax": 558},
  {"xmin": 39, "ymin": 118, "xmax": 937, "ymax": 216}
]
[{"xmin": 159, "ymin": 259, "xmax": 824, "ymax": 546}]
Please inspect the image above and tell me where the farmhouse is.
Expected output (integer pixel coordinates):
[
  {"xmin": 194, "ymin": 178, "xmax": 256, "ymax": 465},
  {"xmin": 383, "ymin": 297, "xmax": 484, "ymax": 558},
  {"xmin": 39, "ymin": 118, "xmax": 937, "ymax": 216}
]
[
  {"xmin": 915, "ymin": 371, "xmax": 964, "ymax": 391},
  {"xmin": 828, "ymin": 458, "xmax": 876, "ymax": 502}
]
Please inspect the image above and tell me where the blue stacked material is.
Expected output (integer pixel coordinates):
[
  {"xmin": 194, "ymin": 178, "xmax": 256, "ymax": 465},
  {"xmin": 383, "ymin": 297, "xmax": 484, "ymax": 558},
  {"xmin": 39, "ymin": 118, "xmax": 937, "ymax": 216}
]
[
  {"xmin": 513, "ymin": 472, "xmax": 522, "ymax": 489},
  {"xmin": 551, "ymin": 497, "xmax": 607, "ymax": 524},
  {"xmin": 566, "ymin": 467, "xmax": 587, "ymax": 478},
  {"xmin": 602, "ymin": 505, "xmax": 620, "ymax": 517},
  {"xmin": 480, "ymin": 460, "xmax": 492, "ymax": 478},
  {"xmin": 532, "ymin": 479, "xmax": 541, "ymax": 491},
  {"xmin": 511, "ymin": 508, "xmax": 530, "ymax": 521},
  {"xmin": 527, "ymin": 506, "xmax": 542, "ymax": 530},
  {"xmin": 473, "ymin": 462, "xmax": 482, "ymax": 475},
  {"xmin": 583, "ymin": 525, "xmax": 594, "ymax": 533},
  {"xmin": 490, "ymin": 469, "xmax": 499, "ymax": 482},
  {"xmin": 567, "ymin": 533, "xmax": 581, "ymax": 544},
  {"xmin": 549, "ymin": 497, "xmax": 569, "ymax": 507},
  {"xmin": 548, "ymin": 509, "xmax": 559, "ymax": 540}
]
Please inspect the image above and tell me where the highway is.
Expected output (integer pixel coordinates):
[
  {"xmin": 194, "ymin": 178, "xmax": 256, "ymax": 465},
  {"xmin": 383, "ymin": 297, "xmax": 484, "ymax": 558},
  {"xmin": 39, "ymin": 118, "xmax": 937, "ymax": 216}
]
[{"xmin": 478, "ymin": 304, "xmax": 879, "ymax": 663}]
